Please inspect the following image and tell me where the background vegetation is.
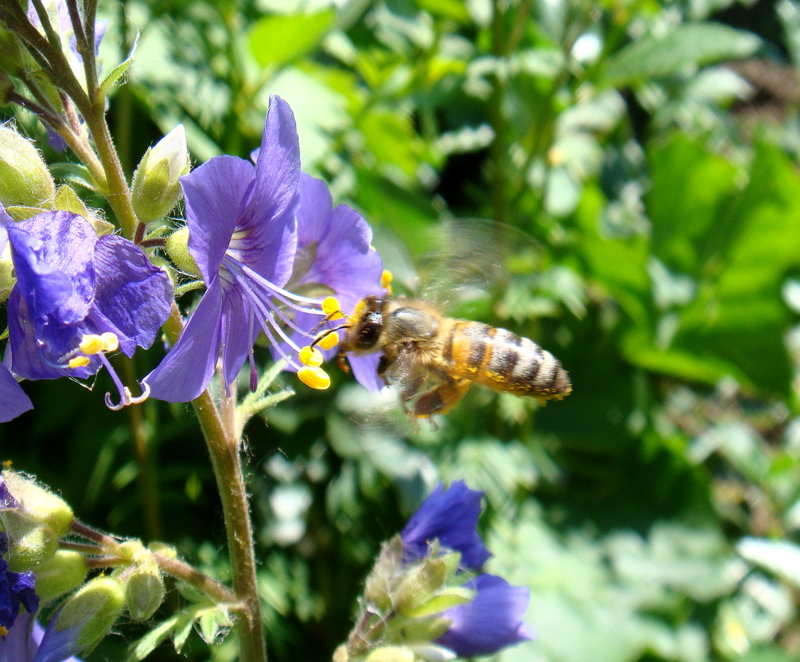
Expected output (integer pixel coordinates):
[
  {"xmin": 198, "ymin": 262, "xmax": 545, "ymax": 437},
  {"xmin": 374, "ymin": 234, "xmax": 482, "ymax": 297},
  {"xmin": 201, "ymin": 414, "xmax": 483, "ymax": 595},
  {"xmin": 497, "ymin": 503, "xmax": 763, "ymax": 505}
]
[{"xmin": 3, "ymin": 0, "xmax": 800, "ymax": 660}]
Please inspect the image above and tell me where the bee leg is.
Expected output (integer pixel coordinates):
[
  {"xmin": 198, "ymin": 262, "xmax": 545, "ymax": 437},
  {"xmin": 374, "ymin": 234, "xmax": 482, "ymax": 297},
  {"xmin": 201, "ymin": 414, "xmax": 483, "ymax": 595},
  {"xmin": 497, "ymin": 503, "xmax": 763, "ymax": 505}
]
[
  {"xmin": 398, "ymin": 373, "xmax": 425, "ymax": 416},
  {"xmin": 377, "ymin": 355, "xmax": 392, "ymax": 387},
  {"xmin": 413, "ymin": 378, "xmax": 471, "ymax": 418}
]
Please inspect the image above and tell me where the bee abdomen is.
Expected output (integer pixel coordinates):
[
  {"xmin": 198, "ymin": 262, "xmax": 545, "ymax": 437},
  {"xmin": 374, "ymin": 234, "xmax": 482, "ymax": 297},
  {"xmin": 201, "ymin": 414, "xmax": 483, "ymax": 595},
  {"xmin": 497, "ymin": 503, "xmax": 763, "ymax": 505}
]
[{"xmin": 445, "ymin": 322, "xmax": 571, "ymax": 400}]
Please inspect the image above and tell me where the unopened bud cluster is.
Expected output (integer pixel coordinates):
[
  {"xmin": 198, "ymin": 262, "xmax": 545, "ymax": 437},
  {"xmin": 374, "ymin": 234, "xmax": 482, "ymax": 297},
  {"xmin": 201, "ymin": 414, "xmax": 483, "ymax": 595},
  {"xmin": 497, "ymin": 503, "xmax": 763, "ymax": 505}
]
[
  {"xmin": 337, "ymin": 536, "xmax": 473, "ymax": 662},
  {"xmin": 0, "ymin": 470, "xmax": 169, "ymax": 656}
]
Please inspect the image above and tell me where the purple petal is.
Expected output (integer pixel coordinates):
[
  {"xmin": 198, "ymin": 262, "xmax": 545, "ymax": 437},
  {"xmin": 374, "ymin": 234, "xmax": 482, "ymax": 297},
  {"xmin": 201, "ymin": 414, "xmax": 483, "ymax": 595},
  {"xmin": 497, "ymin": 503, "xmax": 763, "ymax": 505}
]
[
  {"xmin": 181, "ymin": 156, "xmax": 255, "ymax": 283},
  {"xmin": 242, "ymin": 95, "xmax": 299, "ymax": 285},
  {"xmin": 303, "ymin": 203, "xmax": 383, "ymax": 315},
  {"xmin": 0, "ymin": 610, "xmax": 37, "ymax": 662},
  {"xmin": 296, "ymin": 173, "xmax": 332, "ymax": 247},
  {"xmin": 6, "ymin": 213, "xmax": 95, "ymax": 325},
  {"xmin": 32, "ymin": 611, "xmax": 82, "ymax": 662},
  {"xmin": 7, "ymin": 292, "xmax": 97, "ymax": 381},
  {"xmin": 0, "ymin": 364, "xmax": 32, "ymax": 422},
  {"xmin": 401, "ymin": 481, "xmax": 490, "ymax": 570},
  {"xmin": 145, "ymin": 279, "xmax": 224, "ymax": 402},
  {"xmin": 349, "ymin": 353, "xmax": 385, "ymax": 393},
  {"xmin": 436, "ymin": 574, "xmax": 533, "ymax": 657},
  {"xmin": 219, "ymin": 283, "xmax": 260, "ymax": 392},
  {"xmin": 88, "ymin": 235, "xmax": 172, "ymax": 356}
]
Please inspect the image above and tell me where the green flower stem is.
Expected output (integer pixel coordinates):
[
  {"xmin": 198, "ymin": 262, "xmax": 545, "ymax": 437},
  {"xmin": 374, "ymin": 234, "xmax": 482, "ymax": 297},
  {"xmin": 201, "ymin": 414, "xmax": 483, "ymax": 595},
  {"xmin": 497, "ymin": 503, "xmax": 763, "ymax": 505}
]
[
  {"xmin": 162, "ymin": 304, "xmax": 268, "ymax": 662},
  {"xmin": 64, "ymin": 522, "xmax": 240, "ymax": 607},
  {"xmin": 80, "ymin": 103, "xmax": 139, "ymax": 237}
]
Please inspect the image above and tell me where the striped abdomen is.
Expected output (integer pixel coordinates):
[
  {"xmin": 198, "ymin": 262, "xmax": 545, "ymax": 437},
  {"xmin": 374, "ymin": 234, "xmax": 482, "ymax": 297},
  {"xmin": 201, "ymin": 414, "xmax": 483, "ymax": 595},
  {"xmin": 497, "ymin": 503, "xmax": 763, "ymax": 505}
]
[{"xmin": 442, "ymin": 321, "xmax": 571, "ymax": 400}]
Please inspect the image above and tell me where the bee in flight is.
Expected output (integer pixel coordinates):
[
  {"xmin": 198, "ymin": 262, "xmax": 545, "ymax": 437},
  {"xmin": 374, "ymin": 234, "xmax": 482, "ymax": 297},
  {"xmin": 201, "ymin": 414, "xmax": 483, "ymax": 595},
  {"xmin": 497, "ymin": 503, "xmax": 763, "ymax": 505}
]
[{"xmin": 308, "ymin": 293, "xmax": 572, "ymax": 419}]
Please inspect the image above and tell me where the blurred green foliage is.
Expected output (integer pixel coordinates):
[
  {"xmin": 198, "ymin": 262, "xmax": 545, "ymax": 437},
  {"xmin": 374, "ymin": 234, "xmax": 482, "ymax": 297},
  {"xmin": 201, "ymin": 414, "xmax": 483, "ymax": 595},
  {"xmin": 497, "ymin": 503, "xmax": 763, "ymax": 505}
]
[{"xmin": 4, "ymin": 0, "xmax": 800, "ymax": 660}]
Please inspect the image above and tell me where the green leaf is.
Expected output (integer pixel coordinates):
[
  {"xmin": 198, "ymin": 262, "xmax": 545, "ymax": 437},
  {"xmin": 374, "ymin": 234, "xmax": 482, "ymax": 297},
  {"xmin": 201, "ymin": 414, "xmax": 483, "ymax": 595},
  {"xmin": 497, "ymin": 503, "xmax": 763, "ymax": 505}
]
[
  {"xmin": 248, "ymin": 10, "xmax": 335, "ymax": 68},
  {"xmin": 126, "ymin": 614, "xmax": 183, "ymax": 661},
  {"xmin": 98, "ymin": 32, "xmax": 139, "ymax": 100},
  {"xmin": 646, "ymin": 134, "xmax": 739, "ymax": 274},
  {"xmin": 48, "ymin": 163, "xmax": 102, "ymax": 193},
  {"xmin": 602, "ymin": 23, "xmax": 761, "ymax": 86},
  {"xmin": 673, "ymin": 141, "xmax": 800, "ymax": 394}
]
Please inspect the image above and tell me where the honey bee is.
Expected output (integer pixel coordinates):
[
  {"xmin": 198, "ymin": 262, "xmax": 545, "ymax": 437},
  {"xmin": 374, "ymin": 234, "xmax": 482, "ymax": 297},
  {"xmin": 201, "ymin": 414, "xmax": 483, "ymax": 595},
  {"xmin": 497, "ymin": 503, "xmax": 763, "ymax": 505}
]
[{"xmin": 331, "ymin": 294, "xmax": 572, "ymax": 418}]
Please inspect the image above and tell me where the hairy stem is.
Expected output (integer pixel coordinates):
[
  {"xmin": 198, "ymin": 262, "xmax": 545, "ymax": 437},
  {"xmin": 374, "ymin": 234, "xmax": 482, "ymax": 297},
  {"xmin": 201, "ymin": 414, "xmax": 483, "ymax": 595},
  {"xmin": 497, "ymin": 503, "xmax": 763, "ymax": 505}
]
[{"xmin": 161, "ymin": 304, "xmax": 267, "ymax": 662}]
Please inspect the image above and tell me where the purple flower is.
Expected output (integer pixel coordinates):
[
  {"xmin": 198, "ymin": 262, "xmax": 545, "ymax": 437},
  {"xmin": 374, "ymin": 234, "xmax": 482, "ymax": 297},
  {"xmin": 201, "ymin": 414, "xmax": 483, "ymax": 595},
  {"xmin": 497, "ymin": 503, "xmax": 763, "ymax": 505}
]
[
  {"xmin": 0, "ymin": 559, "xmax": 38, "ymax": 637},
  {"xmin": 0, "ymin": 610, "xmax": 82, "ymax": 662},
  {"xmin": 0, "ymin": 364, "xmax": 32, "ymax": 423},
  {"xmin": 273, "ymin": 173, "xmax": 385, "ymax": 392},
  {"xmin": 145, "ymin": 94, "xmax": 300, "ymax": 402},
  {"xmin": 437, "ymin": 574, "xmax": 533, "ymax": 657},
  {"xmin": 146, "ymin": 95, "xmax": 386, "ymax": 401},
  {"xmin": 401, "ymin": 480, "xmax": 491, "ymax": 570},
  {"xmin": 5, "ymin": 211, "xmax": 172, "ymax": 408}
]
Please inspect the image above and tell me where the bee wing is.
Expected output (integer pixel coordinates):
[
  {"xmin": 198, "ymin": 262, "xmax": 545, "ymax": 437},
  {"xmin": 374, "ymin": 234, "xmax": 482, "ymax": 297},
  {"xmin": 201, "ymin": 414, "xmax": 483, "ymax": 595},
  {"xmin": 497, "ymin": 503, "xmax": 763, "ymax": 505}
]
[{"xmin": 407, "ymin": 220, "xmax": 543, "ymax": 316}]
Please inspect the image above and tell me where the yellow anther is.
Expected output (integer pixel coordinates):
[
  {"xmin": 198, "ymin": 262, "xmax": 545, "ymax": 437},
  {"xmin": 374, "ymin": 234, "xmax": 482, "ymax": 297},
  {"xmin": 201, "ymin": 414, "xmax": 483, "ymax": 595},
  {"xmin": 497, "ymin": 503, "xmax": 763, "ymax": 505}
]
[
  {"xmin": 0, "ymin": 625, "xmax": 7, "ymax": 637},
  {"xmin": 68, "ymin": 356, "xmax": 91, "ymax": 369},
  {"xmin": 322, "ymin": 296, "xmax": 345, "ymax": 320},
  {"xmin": 78, "ymin": 334, "xmax": 105, "ymax": 355},
  {"xmin": 380, "ymin": 269, "xmax": 393, "ymax": 294},
  {"xmin": 298, "ymin": 366, "xmax": 331, "ymax": 390},
  {"xmin": 317, "ymin": 331, "xmax": 339, "ymax": 351},
  {"xmin": 99, "ymin": 332, "xmax": 119, "ymax": 352},
  {"xmin": 3, "ymin": 460, "xmax": 12, "ymax": 468},
  {"xmin": 299, "ymin": 346, "xmax": 324, "ymax": 367},
  {"xmin": 79, "ymin": 332, "xmax": 119, "ymax": 356}
]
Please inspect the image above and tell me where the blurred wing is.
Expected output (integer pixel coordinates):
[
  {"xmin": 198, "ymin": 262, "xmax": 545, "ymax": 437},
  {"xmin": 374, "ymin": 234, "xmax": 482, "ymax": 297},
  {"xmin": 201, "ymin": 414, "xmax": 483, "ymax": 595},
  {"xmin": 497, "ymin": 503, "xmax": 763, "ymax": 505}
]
[{"xmin": 412, "ymin": 219, "xmax": 544, "ymax": 316}]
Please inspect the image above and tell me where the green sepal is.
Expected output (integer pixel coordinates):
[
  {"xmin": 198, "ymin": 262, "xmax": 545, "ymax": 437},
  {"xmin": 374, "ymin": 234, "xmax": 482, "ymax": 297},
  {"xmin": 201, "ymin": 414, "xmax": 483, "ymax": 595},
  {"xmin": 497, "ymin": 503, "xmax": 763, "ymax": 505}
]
[{"xmin": 400, "ymin": 586, "xmax": 474, "ymax": 619}]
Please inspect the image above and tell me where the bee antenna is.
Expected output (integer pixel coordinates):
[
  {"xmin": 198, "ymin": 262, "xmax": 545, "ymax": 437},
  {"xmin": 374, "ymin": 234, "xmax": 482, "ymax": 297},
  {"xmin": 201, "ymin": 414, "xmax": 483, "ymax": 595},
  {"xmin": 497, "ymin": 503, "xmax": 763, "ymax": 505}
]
[{"xmin": 309, "ymin": 323, "xmax": 350, "ymax": 350}]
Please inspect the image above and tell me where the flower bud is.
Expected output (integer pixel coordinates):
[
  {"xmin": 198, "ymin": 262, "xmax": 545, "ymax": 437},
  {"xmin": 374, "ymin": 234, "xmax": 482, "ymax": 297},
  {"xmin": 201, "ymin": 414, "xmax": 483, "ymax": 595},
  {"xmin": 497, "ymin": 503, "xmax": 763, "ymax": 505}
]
[
  {"xmin": 364, "ymin": 646, "xmax": 415, "ymax": 662},
  {"xmin": 395, "ymin": 557, "xmax": 449, "ymax": 617},
  {"xmin": 0, "ymin": 124, "xmax": 55, "ymax": 208},
  {"xmin": 2, "ymin": 470, "xmax": 73, "ymax": 537},
  {"xmin": 0, "ymin": 510, "xmax": 59, "ymax": 570},
  {"xmin": 165, "ymin": 226, "xmax": 201, "ymax": 277},
  {"xmin": 30, "ymin": 550, "xmax": 89, "ymax": 603},
  {"xmin": 131, "ymin": 125, "xmax": 190, "ymax": 224},
  {"xmin": 56, "ymin": 576, "xmax": 125, "ymax": 651},
  {"xmin": 123, "ymin": 564, "xmax": 165, "ymax": 620},
  {"xmin": 364, "ymin": 536, "xmax": 404, "ymax": 612}
]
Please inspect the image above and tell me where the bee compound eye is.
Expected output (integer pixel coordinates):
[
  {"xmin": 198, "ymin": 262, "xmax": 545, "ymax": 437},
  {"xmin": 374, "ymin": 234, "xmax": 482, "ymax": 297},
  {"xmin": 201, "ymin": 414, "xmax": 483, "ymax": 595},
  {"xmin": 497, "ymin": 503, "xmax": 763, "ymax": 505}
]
[{"xmin": 355, "ymin": 321, "xmax": 382, "ymax": 349}]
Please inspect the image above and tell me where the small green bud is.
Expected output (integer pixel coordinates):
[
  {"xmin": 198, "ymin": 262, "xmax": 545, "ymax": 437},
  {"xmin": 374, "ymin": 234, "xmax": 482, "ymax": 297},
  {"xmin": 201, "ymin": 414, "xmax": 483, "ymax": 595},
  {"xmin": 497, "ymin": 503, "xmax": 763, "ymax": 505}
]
[
  {"xmin": 147, "ymin": 541, "xmax": 178, "ymax": 559},
  {"xmin": 364, "ymin": 646, "xmax": 415, "ymax": 662},
  {"xmin": 131, "ymin": 125, "xmax": 190, "ymax": 224},
  {"xmin": 1, "ymin": 510, "xmax": 59, "ymax": 570},
  {"xmin": 164, "ymin": 226, "xmax": 201, "ymax": 277},
  {"xmin": 124, "ymin": 565, "xmax": 165, "ymax": 620},
  {"xmin": 395, "ymin": 557, "xmax": 448, "ymax": 617},
  {"xmin": 57, "ymin": 576, "xmax": 125, "ymax": 650},
  {"xmin": 0, "ymin": 124, "xmax": 55, "ymax": 207},
  {"xmin": 365, "ymin": 536, "xmax": 405, "ymax": 611},
  {"xmin": 2, "ymin": 469, "xmax": 73, "ymax": 536},
  {"xmin": 30, "ymin": 550, "xmax": 89, "ymax": 603}
]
